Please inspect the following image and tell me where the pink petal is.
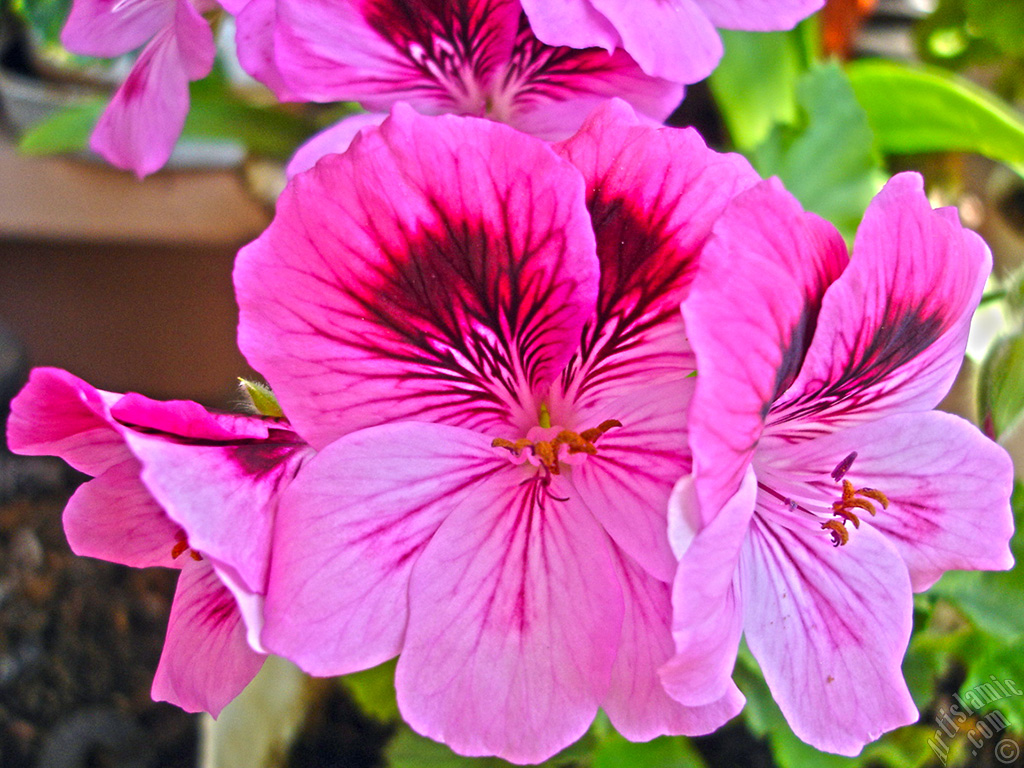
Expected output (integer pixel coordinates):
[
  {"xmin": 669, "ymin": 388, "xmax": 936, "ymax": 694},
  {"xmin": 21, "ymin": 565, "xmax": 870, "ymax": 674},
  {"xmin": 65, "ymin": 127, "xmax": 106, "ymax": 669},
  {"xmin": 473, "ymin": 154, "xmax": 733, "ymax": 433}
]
[
  {"xmin": 741, "ymin": 515, "xmax": 918, "ymax": 755},
  {"xmin": 764, "ymin": 411, "xmax": 1015, "ymax": 591},
  {"xmin": 491, "ymin": 31, "xmax": 684, "ymax": 139},
  {"xmin": 519, "ymin": 0, "xmax": 622, "ymax": 53},
  {"xmin": 62, "ymin": 0, "xmax": 173, "ymax": 56},
  {"xmin": 285, "ymin": 111, "xmax": 388, "ymax": 177},
  {"xmin": 90, "ymin": 28, "xmax": 190, "ymax": 177},
  {"xmin": 63, "ymin": 460, "xmax": 181, "ymax": 568},
  {"xmin": 234, "ymin": 0, "xmax": 299, "ymax": 99},
  {"xmin": 589, "ymin": 0, "xmax": 723, "ymax": 83},
  {"xmin": 778, "ymin": 173, "xmax": 991, "ymax": 429},
  {"xmin": 236, "ymin": 106, "xmax": 599, "ymax": 448},
  {"xmin": 123, "ymin": 429, "xmax": 313, "ymax": 596},
  {"xmin": 395, "ymin": 462, "xmax": 623, "ymax": 763},
  {"xmin": 566, "ymin": 379, "xmax": 695, "ymax": 582},
  {"xmin": 696, "ymin": 0, "xmax": 825, "ymax": 30},
  {"xmin": 261, "ymin": 423, "xmax": 503, "ymax": 675},
  {"xmin": 7, "ymin": 367, "xmax": 127, "ymax": 476},
  {"xmin": 274, "ymin": 0, "xmax": 517, "ymax": 111},
  {"xmin": 604, "ymin": 548, "xmax": 743, "ymax": 739},
  {"xmin": 152, "ymin": 559, "xmax": 265, "ymax": 716},
  {"xmin": 660, "ymin": 469, "xmax": 755, "ymax": 707},
  {"xmin": 682, "ymin": 178, "xmax": 848, "ymax": 521}
]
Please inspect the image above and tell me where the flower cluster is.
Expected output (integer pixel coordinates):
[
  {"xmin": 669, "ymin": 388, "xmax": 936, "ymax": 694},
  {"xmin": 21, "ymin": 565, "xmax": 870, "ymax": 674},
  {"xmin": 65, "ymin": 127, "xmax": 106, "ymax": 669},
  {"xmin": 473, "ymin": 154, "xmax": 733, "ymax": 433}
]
[{"xmin": 8, "ymin": 0, "xmax": 1016, "ymax": 764}]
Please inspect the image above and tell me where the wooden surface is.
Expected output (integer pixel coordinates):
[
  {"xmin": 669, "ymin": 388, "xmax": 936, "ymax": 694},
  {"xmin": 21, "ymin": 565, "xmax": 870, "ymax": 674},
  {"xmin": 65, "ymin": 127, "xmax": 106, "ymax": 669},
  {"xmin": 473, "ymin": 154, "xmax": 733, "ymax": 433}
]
[{"xmin": 0, "ymin": 138, "xmax": 271, "ymax": 405}]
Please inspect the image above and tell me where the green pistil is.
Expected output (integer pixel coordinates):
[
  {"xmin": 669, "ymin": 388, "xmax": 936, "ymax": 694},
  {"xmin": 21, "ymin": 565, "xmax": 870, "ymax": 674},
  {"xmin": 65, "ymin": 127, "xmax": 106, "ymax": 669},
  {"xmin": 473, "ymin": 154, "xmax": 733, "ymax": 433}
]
[{"xmin": 539, "ymin": 403, "xmax": 551, "ymax": 429}]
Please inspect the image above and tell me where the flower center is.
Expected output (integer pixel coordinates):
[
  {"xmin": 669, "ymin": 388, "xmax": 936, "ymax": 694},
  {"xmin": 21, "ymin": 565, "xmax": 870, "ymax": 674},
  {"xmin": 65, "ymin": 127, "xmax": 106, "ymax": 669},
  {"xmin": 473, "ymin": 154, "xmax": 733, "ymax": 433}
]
[
  {"xmin": 491, "ymin": 419, "xmax": 622, "ymax": 475},
  {"xmin": 170, "ymin": 531, "xmax": 203, "ymax": 562}
]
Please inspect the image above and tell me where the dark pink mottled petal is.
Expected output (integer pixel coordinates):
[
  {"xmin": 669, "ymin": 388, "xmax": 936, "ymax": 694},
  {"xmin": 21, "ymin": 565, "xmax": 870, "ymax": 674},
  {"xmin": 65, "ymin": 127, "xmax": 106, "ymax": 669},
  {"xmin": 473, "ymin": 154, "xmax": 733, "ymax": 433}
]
[
  {"xmin": 604, "ymin": 548, "xmax": 743, "ymax": 739},
  {"xmin": 682, "ymin": 178, "xmax": 847, "ymax": 521},
  {"xmin": 741, "ymin": 515, "xmax": 918, "ymax": 755},
  {"xmin": 236, "ymin": 106, "xmax": 599, "ymax": 448},
  {"xmin": 396, "ymin": 464, "xmax": 622, "ymax": 763},
  {"xmin": 111, "ymin": 393, "xmax": 270, "ymax": 441},
  {"xmin": 557, "ymin": 101, "xmax": 757, "ymax": 410},
  {"xmin": 275, "ymin": 0, "xmax": 517, "ymax": 111},
  {"xmin": 262, "ymin": 423, "xmax": 502, "ymax": 675},
  {"xmin": 775, "ymin": 174, "xmax": 991, "ymax": 433},
  {"xmin": 152, "ymin": 559, "xmax": 265, "ymax": 716}
]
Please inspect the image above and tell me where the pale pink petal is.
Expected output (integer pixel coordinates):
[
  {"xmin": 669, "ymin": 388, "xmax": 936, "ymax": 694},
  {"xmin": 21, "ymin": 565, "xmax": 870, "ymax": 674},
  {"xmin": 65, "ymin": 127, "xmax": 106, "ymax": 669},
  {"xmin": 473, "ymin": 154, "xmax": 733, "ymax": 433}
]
[
  {"xmin": 274, "ymin": 0, "xmax": 517, "ymax": 112},
  {"xmin": 285, "ymin": 111, "xmax": 387, "ymax": 177},
  {"xmin": 741, "ymin": 515, "xmax": 918, "ymax": 755},
  {"xmin": 763, "ymin": 411, "xmax": 1015, "ymax": 591},
  {"xmin": 90, "ymin": 28, "xmax": 190, "ymax": 177},
  {"xmin": 682, "ymin": 178, "xmax": 848, "ymax": 521},
  {"xmin": 491, "ymin": 29, "xmax": 684, "ymax": 138},
  {"xmin": 777, "ymin": 173, "xmax": 991, "ymax": 430},
  {"xmin": 123, "ymin": 429, "xmax": 313, "ymax": 596},
  {"xmin": 152, "ymin": 559, "xmax": 265, "ymax": 716},
  {"xmin": 262, "ymin": 423, "xmax": 502, "ymax": 675},
  {"xmin": 236, "ymin": 106, "xmax": 599, "ymax": 448},
  {"xmin": 604, "ymin": 548, "xmax": 743, "ymax": 739},
  {"xmin": 396, "ymin": 465, "xmax": 623, "ymax": 763},
  {"xmin": 7, "ymin": 367, "xmax": 126, "ymax": 476},
  {"xmin": 697, "ymin": 0, "xmax": 825, "ymax": 30},
  {"xmin": 567, "ymin": 379, "xmax": 694, "ymax": 582},
  {"xmin": 660, "ymin": 469, "xmax": 755, "ymax": 706},
  {"xmin": 63, "ymin": 460, "xmax": 181, "ymax": 569},
  {"xmin": 234, "ymin": 0, "xmax": 299, "ymax": 99},
  {"xmin": 589, "ymin": 0, "xmax": 722, "ymax": 82},
  {"xmin": 519, "ymin": 0, "xmax": 621, "ymax": 53},
  {"xmin": 62, "ymin": 0, "xmax": 173, "ymax": 56}
]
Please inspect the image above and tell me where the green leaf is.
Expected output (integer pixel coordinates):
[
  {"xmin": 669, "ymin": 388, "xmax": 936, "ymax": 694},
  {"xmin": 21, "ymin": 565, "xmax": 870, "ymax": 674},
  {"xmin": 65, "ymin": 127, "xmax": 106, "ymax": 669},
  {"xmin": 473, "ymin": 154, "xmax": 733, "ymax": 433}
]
[
  {"xmin": 965, "ymin": 0, "xmax": 1024, "ymax": 56},
  {"xmin": 183, "ymin": 90, "xmax": 317, "ymax": 160},
  {"xmin": 591, "ymin": 732, "xmax": 706, "ymax": 768},
  {"xmin": 750, "ymin": 61, "xmax": 886, "ymax": 238},
  {"xmin": 339, "ymin": 658, "xmax": 400, "ymax": 722},
  {"xmin": 708, "ymin": 28, "xmax": 809, "ymax": 151},
  {"xmin": 979, "ymin": 332, "xmax": 1024, "ymax": 438},
  {"xmin": 17, "ymin": 100, "xmax": 104, "ymax": 155},
  {"xmin": 959, "ymin": 640, "xmax": 1024, "ymax": 733},
  {"xmin": 846, "ymin": 60, "xmax": 1024, "ymax": 177}
]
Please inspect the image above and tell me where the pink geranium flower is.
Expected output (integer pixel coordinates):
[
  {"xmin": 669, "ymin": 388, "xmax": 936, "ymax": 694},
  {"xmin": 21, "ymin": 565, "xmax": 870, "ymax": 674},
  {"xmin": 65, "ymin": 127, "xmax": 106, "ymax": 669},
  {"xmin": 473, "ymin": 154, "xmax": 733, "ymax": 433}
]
[
  {"xmin": 61, "ymin": 0, "xmax": 217, "ymax": 176},
  {"xmin": 520, "ymin": 0, "xmax": 825, "ymax": 82},
  {"xmin": 234, "ymin": 102, "xmax": 757, "ymax": 762},
  {"xmin": 6, "ymin": 368, "xmax": 313, "ymax": 715},
  {"xmin": 260, "ymin": 0, "xmax": 684, "ymax": 175},
  {"xmin": 660, "ymin": 174, "xmax": 1015, "ymax": 754}
]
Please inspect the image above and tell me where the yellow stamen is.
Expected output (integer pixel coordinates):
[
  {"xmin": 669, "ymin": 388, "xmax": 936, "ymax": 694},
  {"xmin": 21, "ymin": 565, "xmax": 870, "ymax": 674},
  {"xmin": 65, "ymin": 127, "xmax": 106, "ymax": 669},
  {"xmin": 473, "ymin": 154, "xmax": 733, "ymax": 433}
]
[
  {"xmin": 491, "ymin": 419, "xmax": 622, "ymax": 474},
  {"xmin": 825, "ymin": 478, "xmax": 890, "ymax": 546}
]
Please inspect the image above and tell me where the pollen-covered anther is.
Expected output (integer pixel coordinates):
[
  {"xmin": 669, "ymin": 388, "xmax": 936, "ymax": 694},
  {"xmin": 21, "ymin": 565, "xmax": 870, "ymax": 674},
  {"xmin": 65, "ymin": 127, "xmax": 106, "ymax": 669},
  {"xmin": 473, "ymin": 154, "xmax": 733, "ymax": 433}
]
[
  {"xmin": 171, "ymin": 532, "xmax": 202, "ymax": 562},
  {"xmin": 491, "ymin": 419, "xmax": 622, "ymax": 473},
  {"xmin": 823, "ymin": 479, "xmax": 890, "ymax": 547}
]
